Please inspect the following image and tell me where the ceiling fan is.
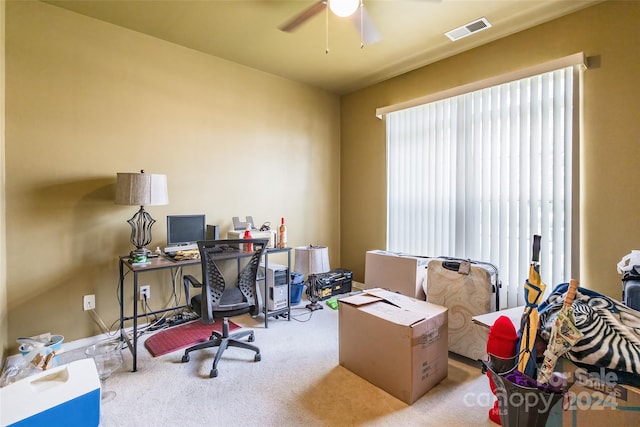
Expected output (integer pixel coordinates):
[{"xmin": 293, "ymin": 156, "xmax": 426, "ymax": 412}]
[{"xmin": 279, "ymin": 0, "xmax": 381, "ymax": 46}]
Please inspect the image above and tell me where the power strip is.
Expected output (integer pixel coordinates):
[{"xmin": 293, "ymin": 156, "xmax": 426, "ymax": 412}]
[
  {"xmin": 168, "ymin": 317, "xmax": 192, "ymax": 327},
  {"xmin": 147, "ymin": 312, "xmax": 197, "ymax": 331}
]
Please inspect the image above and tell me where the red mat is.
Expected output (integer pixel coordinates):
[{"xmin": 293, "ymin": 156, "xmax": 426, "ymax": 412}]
[{"xmin": 144, "ymin": 319, "xmax": 240, "ymax": 357}]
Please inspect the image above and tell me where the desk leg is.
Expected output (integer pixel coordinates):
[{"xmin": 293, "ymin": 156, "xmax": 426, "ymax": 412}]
[
  {"xmin": 264, "ymin": 254, "xmax": 269, "ymax": 328},
  {"xmin": 132, "ymin": 271, "xmax": 139, "ymax": 372},
  {"xmin": 119, "ymin": 261, "xmax": 125, "ymax": 338},
  {"xmin": 287, "ymin": 250, "xmax": 291, "ymax": 321}
]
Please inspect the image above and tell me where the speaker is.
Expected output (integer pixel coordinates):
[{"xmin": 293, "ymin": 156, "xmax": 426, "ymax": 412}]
[{"xmin": 206, "ymin": 224, "xmax": 220, "ymax": 240}]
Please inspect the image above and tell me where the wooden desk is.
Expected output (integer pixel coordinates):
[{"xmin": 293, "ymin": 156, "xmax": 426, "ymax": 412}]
[
  {"xmin": 119, "ymin": 247, "xmax": 292, "ymax": 372},
  {"xmin": 118, "ymin": 255, "xmax": 201, "ymax": 372}
]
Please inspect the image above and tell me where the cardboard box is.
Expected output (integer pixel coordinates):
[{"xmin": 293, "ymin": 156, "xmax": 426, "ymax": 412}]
[
  {"xmin": 545, "ymin": 358, "xmax": 640, "ymax": 426},
  {"xmin": 0, "ymin": 358, "xmax": 100, "ymax": 427},
  {"xmin": 338, "ymin": 288, "xmax": 448, "ymax": 404},
  {"xmin": 364, "ymin": 250, "xmax": 429, "ymax": 300}
]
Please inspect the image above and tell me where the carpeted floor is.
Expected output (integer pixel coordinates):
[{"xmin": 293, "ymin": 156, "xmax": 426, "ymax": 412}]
[{"xmin": 85, "ymin": 299, "xmax": 499, "ymax": 426}]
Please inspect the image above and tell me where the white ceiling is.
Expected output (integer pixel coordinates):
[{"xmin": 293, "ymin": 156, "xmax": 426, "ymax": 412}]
[{"xmin": 43, "ymin": 0, "xmax": 601, "ymax": 94}]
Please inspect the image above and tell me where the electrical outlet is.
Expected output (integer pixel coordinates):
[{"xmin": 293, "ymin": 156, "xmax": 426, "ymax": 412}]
[
  {"xmin": 140, "ymin": 285, "xmax": 150, "ymax": 301},
  {"xmin": 83, "ymin": 294, "xmax": 95, "ymax": 311}
]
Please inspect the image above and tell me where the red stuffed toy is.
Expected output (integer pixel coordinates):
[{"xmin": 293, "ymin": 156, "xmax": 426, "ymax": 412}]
[{"xmin": 486, "ymin": 315, "xmax": 519, "ymax": 425}]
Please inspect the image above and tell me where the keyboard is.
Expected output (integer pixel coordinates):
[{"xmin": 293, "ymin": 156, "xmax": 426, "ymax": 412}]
[{"xmin": 164, "ymin": 243, "xmax": 198, "ymax": 254}]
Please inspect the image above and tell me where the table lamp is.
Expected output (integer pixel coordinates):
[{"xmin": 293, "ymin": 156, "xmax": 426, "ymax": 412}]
[
  {"xmin": 115, "ymin": 170, "xmax": 169, "ymax": 257},
  {"xmin": 294, "ymin": 245, "xmax": 330, "ymax": 311}
]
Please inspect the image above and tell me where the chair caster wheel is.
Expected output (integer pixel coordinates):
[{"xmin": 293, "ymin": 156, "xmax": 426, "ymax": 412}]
[
  {"xmin": 248, "ymin": 333, "xmax": 255, "ymax": 342},
  {"xmin": 182, "ymin": 354, "xmax": 190, "ymax": 363},
  {"xmin": 254, "ymin": 353, "xmax": 261, "ymax": 362},
  {"xmin": 210, "ymin": 368, "xmax": 218, "ymax": 378}
]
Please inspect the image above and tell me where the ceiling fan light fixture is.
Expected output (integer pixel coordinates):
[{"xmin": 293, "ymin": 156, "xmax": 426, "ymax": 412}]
[{"xmin": 329, "ymin": 0, "xmax": 360, "ymax": 18}]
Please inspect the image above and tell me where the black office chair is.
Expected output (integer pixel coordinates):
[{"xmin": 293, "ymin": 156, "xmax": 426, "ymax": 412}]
[{"xmin": 182, "ymin": 238, "xmax": 268, "ymax": 378}]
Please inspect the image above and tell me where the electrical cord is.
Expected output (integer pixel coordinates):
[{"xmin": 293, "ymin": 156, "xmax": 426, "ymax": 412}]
[
  {"xmin": 84, "ymin": 268, "xmax": 129, "ymax": 337},
  {"xmin": 88, "ymin": 309, "xmax": 113, "ymax": 335},
  {"xmin": 110, "ymin": 261, "xmax": 198, "ymax": 340},
  {"xmin": 136, "ymin": 294, "xmax": 166, "ymax": 334},
  {"xmin": 143, "ymin": 295, "xmax": 157, "ymax": 320},
  {"xmin": 107, "ymin": 317, "xmax": 120, "ymax": 335},
  {"xmin": 146, "ymin": 266, "xmax": 190, "ymax": 326},
  {"xmin": 135, "ymin": 268, "xmax": 197, "ymax": 334},
  {"xmin": 172, "ymin": 267, "xmax": 184, "ymax": 306},
  {"xmin": 142, "ymin": 270, "xmax": 180, "ymax": 325},
  {"xmin": 288, "ymin": 307, "xmax": 315, "ymax": 322}
]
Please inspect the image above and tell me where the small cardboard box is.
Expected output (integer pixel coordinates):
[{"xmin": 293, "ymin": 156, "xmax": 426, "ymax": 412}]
[
  {"xmin": 548, "ymin": 358, "xmax": 640, "ymax": 426},
  {"xmin": 364, "ymin": 250, "xmax": 429, "ymax": 300},
  {"xmin": 339, "ymin": 288, "xmax": 448, "ymax": 404},
  {"xmin": 0, "ymin": 358, "xmax": 101, "ymax": 427}
]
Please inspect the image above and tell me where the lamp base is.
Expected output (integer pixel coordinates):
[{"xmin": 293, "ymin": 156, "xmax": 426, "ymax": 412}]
[
  {"xmin": 305, "ymin": 301, "xmax": 324, "ymax": 311},
  {"xmin": 305, "ymin": 274, "xmax": 325, "ymax": 312},
  {"xmin": 129, "ymin": 247, "xmax": 151, "ymax": 258},
  {"xmin": 126, "ymin": 206, "xmax": 156, "ymax": 260}
]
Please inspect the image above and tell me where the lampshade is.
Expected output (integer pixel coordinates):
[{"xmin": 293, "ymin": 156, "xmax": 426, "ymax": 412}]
[
  {"xmin": 115, "ymin": 171, "xmax": 169, "ymax": 206},
  {"xmin": 294, "ymin": 245, "xmax": 330, "ymax": 276}
]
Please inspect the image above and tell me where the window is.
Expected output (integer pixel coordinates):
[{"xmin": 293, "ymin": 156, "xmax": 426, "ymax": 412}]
[{"xmin": 384, "ymin": 60, "xmax": 582, "ymax": 308}]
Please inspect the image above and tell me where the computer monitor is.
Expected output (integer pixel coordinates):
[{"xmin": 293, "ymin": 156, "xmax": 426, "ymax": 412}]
[{"xmin": 166, "ymin": 214, "xmax": 206, "ymax": 246}]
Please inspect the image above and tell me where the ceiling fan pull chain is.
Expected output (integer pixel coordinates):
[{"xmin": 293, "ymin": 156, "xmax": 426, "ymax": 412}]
[
  {"xmin": 325, "ymin": 2, "xmax": 330, "ymax": 54},
  {"xmin": 360, "ymin": 0, "xmax": 364, "ymax": 49}
]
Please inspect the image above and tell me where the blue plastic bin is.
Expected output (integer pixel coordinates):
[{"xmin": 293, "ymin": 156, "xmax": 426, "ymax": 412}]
[{"xmin": 290, "ymin": 272, "xmax": 304, "ymax": 304}]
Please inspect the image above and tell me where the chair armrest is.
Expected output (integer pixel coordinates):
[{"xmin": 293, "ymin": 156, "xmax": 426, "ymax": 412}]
[{"xmin": 183, "ymin": 274, "xmax": 202, "ymax": 305}]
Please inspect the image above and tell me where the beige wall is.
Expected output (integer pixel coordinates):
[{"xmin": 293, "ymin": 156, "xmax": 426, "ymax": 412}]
[
  {"xmin": 4, "ymin": 0, "xmax": 640, "ymax": 358},
  {"xmin": 341, "ymin": 1, "xmax": 640, "ymax": 300},
  {"xmin": 1, "ymin": 0, "xmax": 7, "ymax": 362},
  {"xmin": 4, "ymin": 1, "xmax": 340, "ymax": 354}
]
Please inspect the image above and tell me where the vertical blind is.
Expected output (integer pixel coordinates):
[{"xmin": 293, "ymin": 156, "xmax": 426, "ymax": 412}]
[{"xmin": 386, "ymin": 64, "xmax": 581, "ymax": 308}]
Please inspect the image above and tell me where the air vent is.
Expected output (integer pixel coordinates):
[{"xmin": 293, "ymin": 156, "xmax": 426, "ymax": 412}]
[{"xmin": 445, "ymin": 17, "xmax": 492, "ymax": 41}]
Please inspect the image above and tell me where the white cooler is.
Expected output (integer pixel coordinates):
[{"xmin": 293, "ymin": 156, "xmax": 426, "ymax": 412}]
[{"xmin": 0, "ymin": 358, "xmax": 100, "ymax": 427}]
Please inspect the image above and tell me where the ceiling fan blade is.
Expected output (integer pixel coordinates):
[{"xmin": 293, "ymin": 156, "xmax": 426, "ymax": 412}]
[
  {"xmin": 279, "ymin": 1, "xmax": 327, "ymax": 33},
  {"xmin": 351, "ymin": 4, "xmax": 381, "ymax": 45}
]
